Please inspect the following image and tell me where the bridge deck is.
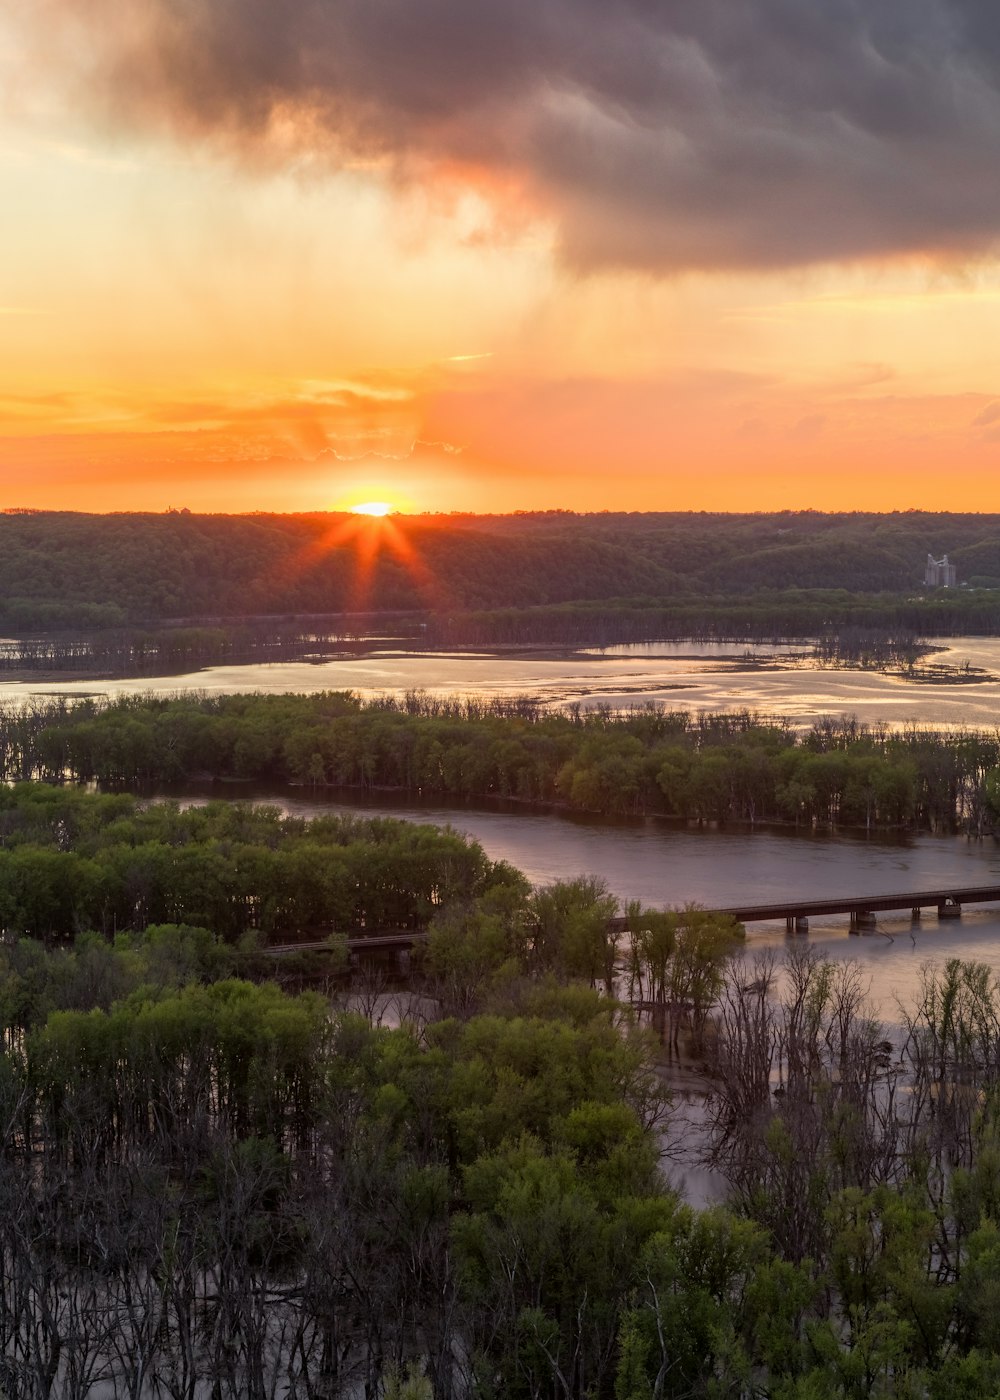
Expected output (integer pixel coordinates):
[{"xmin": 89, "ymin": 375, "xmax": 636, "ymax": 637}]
[
  {"xmin": 709, "ymin": 883, "xmax": 1000, "ymax": 922},
  {"xmin": 264, "ymin": 884, "xmax": 1000, "ymax": 956},
  {"xmin": 266, "ymin": 931, "xmax": 429, "ymax": 955}
]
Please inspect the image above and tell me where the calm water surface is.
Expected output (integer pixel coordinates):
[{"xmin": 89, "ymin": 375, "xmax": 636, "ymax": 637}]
[
  {"xmin": 182, "ymin": 782, "xmax": 1000, "ymax": 1020},
  {"xmin": 9, "ymin": 635, "xmax": 1000, "ymax": 729},
  {"xmin": 12, "ymin": 626, "xmax": 996, "ymax": 1020},
  {"xmin": 178, "ymin": 782, "xmax": 1000, "ymax": 1204}
]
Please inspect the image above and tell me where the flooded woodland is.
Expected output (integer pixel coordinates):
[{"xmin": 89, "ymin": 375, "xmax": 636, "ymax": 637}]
[{"xmin": 1, "ymin": 640, "xmax": 1000, "ymax": 1394}]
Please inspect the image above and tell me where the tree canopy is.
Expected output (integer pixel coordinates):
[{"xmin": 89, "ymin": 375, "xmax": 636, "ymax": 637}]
[
  {"xmin": 0, "ymin": 508, "xmax": 998, "ymax": 627},
  {"xmin": 6, "ymin": 690, "xmax": 1000, "ymax": 833}
]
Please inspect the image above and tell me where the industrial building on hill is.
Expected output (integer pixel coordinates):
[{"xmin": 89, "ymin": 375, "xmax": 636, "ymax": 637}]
[{"xmin": 924, "ymin": 554, "xmax": 958, "ymax": 587}]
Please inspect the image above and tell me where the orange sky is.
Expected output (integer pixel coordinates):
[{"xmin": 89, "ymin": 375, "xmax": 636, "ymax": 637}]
[{"xmin": 4, "ymin": 5, "xmax": 1000, "ymax": 514}]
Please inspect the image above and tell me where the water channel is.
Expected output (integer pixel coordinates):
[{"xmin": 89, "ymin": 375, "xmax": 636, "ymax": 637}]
[
  {"xmin": 178, "ymin": 780, "xmax": 1000, "ymax": 1021},
  {"xmin": 25, "ymin": 629, "xmax": 997, "ymax": 1209},
  {"xmin": 7, "ymin": 635, "xmax": 1000, "ymax": 729},
  {"xmin": 6, "ymin": 627, "xmax": 997, "ymax": 1020},
  {"xmin": 42, "ymin": 629, "xmax": 989, "ymax": 1019},
  {"xmin": 177, "ymin": 780, "xmax": 1000, "ymax": 1206}
]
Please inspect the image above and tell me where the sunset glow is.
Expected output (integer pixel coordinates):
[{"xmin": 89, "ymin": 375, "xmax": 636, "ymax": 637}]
[
  {"xmin": 4, "ymin": 5, "xmax": 1000, "ymax": 512},
  {"xmin": 350, "ymin": 502, "xmax": 395, "ymax": 518}
]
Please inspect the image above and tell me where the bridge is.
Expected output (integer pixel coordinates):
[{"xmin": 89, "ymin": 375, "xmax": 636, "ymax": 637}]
[
  {"xmin": 265, "ymin": 930, "xmax": 429, "ymax": 967},
  {"xmin": 264, "ymin": 882, "xmax": 1000, "ymax": 962},
  {"xmin": 615, "ymin": 883, "xmax": 1000, "ymax": 934}
]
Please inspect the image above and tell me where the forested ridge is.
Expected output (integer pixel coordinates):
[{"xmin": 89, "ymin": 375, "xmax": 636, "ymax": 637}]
[
  {"xmin": 10, "ymin": 690, "xmax": 1000, "ymax": 833},
  {"xmin": 2, "ymin": 509, "xmax": 1000, "ymax": 628}
]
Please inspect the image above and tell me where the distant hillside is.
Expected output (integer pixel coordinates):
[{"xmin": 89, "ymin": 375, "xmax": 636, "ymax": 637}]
[{"xmin": 0, "ymin": 509, "xmax": 996, "ymax": 628}]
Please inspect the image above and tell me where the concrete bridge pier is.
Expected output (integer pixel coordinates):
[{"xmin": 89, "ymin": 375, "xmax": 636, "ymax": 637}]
[
  {"xmin": 783, "ymin": 915, "xmax": 809, "ymax": 934},
  {"xmin": 938, "ymin": 898, "xmax": 962, "ymax": 920},
  {"xmin": 911, "ymin": 907, "xmax": 922, "ymax": 922},
  {"xmin": 849, "ymin": 910, "xmax": 877, "ymax": 934}
]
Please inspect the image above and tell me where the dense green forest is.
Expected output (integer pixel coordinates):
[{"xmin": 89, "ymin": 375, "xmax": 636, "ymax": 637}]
[
  {"xmin": 5, "ymin": 800, "xmax": 1000, "ymax": 1394},
  {"xmin": 1, "ymin": 509, "xmax": 1000, "ymax": 629},
  {"xmin": 0, "ymin": 785, "xmax": 518, "ymax": 943},
  {"xmin": 8, "ymin": 691, "xmax": 1000, "ymax": 833}
]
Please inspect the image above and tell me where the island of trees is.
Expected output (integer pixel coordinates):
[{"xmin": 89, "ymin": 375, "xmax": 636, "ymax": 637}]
[{"xmin": 5, "ymin": 690, "xmax": 1000, "ymax": 834}]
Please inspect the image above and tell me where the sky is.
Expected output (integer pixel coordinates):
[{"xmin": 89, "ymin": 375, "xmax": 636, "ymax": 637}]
[{"xmin": 4, "ymin": 1, "xmax": 1000, "ymax": 514}]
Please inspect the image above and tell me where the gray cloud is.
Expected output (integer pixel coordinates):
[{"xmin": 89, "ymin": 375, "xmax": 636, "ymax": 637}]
[{"xmin": 29, "ymin": 0, "xmax": 1000, "ymax": 272}]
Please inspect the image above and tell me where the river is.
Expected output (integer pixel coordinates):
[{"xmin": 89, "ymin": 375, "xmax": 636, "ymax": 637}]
[
  {"xmin": 12, "ymin": 622, "xmax": 995, "ymax": 1018},
  {"xmin": 12, "ymin": 633, "xmax": 1000, "ymax": 1222},
  {"xmin": 176, "ymin": 781, "xmax": 1000, "ymax": 1020},
  {"xmin": 181, "ymin": 781, "xmax": 1000, "ymax": 1207},
  {"xmin": 7, "ymin": 635, "xmax": 1000, "ymax": 729}
]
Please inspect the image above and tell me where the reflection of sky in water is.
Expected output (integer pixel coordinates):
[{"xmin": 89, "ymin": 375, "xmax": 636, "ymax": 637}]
[
  {"xmin": 182, "ymin": 783, "xmax": 1000, "ymax": 1022},
  {"xmin": 578, "ymin": 641, "xmax": 811, "ymax": 659},
  {"xmin": 753, "ymin": 912, "xmax": 1000, "ymax": 1026},
  {"xmin": 264, "ymin": 791, "xmax": 1000, "ymax": 908},
  {"xmin": 5, "ymin": 635, "xmax": 1000, "ymax": 730},
  {"xmin": 229, "ymin": 784, "xmax": 1000, "ymax": 1211}
]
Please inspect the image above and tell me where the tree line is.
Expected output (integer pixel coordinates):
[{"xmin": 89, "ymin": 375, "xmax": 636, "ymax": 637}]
[
  {"xmin": 8, "ymin": 691, "xmax": 1000, "ymax": 832},
  {"xmin": 0, "ymin": 611, "xmax": 966, "ymax": 680},
  {"xmin": 1, "ymin": 761, "xmax": 1000, "ymax": 1393},
  {"xmin": 429, "ymin": 591, "xmax": 1000, "ymax": 649},
  {"xmin": 0, "ymin": 785, "xmax": 514, "ymax": 943},
  {"xmin": 2, "ymin": 508, "xmax": 1000, "ymax": 627},
  {"xmin": 0, "ymin": 620, "xmax": 424, "ymax": 678},
  {"xmin": 0, "ymin": 957, "xmax": 673, "ymax": 1398}
]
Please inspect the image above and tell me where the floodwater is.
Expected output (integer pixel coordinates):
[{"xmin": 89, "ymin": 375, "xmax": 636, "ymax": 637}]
[
  {"xmin": 181, "ymin": 781, "xmax": 1000, "ymax": 1022},
  {"xmin": 6, "ymin": 635, "xmax": 1000, "ymax": 729},
  {"xmin": 233, "ymin": 784, "xmax": 1000, "ymax": 1206},
  {"xmin": 11, "ymin": 622, "xmax": 994, "ymax": 1016}
]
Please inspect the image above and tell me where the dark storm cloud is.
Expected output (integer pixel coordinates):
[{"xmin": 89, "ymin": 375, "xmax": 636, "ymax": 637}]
[{"xmin": 36, "ymin": 0, "xmax": 1000, "ymax": 271}]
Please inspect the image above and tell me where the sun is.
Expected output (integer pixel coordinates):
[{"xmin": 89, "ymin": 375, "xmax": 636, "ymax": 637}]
[
  {"xmin": 274, "ymin": 493, "xmax": 443, "ymax": 614},
  {"xmin": 350, "ymin": 501, "xmax": 394, "ymax": 517}
]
